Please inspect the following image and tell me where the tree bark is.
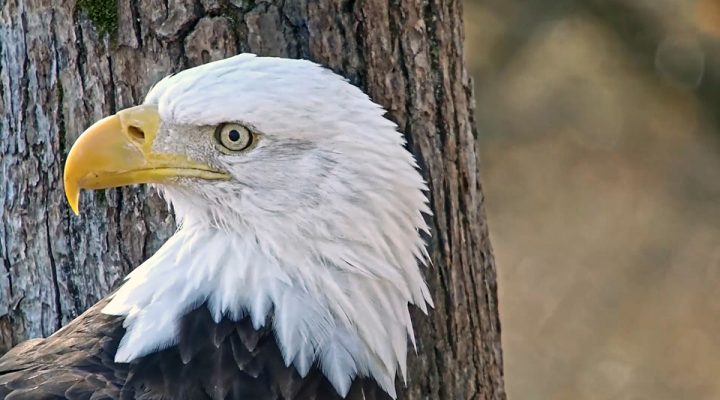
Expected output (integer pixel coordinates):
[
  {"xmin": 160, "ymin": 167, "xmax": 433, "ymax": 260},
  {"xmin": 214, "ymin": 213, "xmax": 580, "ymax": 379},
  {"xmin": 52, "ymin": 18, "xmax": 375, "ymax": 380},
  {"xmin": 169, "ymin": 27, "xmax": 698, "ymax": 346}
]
[{"xmin": 0, "ymin": 1, "xmax": 505, "ymax": 398}]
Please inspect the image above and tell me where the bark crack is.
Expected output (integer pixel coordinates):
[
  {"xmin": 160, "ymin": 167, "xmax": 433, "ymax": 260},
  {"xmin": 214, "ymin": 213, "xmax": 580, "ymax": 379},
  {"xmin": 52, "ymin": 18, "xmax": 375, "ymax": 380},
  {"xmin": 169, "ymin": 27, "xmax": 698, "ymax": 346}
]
[
  {"xmin": 279, "ymin": 0, "xmax": 304, "ymax": 59},
  {"xmin": 51, "ymin": 9, "xmax": 67, "ymax": 158},
  {"xmin": 44, "ymin": 204, "xmax": 63, "ymax": 332},
  {"xmin": 130, "ymin": 0, "xmax": 144, "ymax": 48},
  {"xmin": 174, "ymin": 4, "xmax": 205, "ymax": 71},
  {"xmin": 73, "ymin": 11, "xmax": 88, "ymax": 92},
  {"xmin": 106, "ymin": 54, "xmax": 117, "ymax": 113},
  {"xmin": 19, "ymin": 10, "xmax": 30, "ymax": 148},
  {"xmin": 115, "ymin": 189, "xmax": 133, "ymax": 274},
  {"xmin": 3, "ymin": 254, "xmax": 12, "ymax": 299}
]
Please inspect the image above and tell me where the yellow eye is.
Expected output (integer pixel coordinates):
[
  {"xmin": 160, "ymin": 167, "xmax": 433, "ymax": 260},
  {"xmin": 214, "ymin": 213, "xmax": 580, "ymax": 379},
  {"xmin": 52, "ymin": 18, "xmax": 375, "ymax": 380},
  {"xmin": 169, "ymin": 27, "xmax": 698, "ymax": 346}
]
[{"xmin": 215, "ymin": 123, "xmax": 255, "ymax": 152}]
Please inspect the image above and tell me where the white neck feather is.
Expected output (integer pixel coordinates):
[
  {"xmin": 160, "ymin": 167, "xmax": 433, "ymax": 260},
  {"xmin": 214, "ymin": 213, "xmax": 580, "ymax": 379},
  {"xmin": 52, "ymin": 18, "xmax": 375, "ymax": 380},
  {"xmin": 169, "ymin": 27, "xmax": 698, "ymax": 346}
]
[{"xmin": 103, "ymin": 221, "xmax": 431, "ymax": 398}]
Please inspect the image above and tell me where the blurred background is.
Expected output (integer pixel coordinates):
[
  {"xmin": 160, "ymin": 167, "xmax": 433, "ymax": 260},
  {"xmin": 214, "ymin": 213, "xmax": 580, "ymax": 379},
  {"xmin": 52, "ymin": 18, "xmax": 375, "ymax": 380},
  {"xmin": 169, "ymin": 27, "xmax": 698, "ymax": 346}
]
[{"xmin": 463, "ymin": 0, "xmax": 720, "ymax": 399}]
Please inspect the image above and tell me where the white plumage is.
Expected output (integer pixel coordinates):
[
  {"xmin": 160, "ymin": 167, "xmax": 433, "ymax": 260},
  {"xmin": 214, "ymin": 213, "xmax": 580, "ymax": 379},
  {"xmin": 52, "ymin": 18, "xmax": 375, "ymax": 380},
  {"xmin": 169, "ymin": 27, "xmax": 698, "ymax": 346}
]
[{"xmin": 102, "ymin": 54, "xmax": 432, "ymax": 398}]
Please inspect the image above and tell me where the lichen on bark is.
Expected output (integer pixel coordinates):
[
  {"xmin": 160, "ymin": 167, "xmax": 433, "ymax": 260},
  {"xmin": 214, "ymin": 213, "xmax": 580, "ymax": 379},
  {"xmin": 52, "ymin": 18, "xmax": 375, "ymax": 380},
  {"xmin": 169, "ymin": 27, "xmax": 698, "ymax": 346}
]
[{"xmin": 76, "ymin": 0, "xmax": 119, "ymax": 37}]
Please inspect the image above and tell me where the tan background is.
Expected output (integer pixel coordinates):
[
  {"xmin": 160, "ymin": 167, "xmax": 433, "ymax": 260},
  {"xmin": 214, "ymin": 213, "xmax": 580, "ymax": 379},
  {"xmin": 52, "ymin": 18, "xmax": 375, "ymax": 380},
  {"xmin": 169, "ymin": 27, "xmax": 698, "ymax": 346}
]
[{"xmin": 463, "ymin": 0, "xmax": 720, "ymax": 398}]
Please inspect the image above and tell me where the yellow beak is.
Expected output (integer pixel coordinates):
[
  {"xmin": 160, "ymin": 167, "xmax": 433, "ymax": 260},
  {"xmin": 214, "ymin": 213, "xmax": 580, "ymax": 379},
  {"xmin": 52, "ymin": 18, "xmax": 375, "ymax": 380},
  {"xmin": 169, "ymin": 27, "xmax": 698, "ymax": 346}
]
[{"xmin": 63, "ymin": 104, "xmax": 229, "ymax": 215}]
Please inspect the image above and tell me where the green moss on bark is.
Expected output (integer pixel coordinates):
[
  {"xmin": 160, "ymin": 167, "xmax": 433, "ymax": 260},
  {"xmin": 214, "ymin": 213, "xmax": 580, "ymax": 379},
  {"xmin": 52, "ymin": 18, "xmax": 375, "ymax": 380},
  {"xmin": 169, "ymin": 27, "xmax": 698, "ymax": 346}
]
[{"xmin": 76, "ymin": 0, "xmax": 118, "ymax": 37}]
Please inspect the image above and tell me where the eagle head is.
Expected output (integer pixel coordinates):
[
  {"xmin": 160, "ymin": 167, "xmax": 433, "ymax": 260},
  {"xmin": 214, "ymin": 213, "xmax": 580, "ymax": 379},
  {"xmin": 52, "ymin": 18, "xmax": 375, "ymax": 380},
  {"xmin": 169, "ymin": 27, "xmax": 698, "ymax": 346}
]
[{"xmin": 63, "ymin": 54, "xmax": 432, "ymax": 398}]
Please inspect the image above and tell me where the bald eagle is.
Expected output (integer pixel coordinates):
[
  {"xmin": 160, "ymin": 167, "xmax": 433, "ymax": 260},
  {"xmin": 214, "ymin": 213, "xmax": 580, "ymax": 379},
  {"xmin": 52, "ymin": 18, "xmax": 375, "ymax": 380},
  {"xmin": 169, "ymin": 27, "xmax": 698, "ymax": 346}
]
[{"xmin": 0, "ymin": 54, "xmax": 432, "ymax": 400}]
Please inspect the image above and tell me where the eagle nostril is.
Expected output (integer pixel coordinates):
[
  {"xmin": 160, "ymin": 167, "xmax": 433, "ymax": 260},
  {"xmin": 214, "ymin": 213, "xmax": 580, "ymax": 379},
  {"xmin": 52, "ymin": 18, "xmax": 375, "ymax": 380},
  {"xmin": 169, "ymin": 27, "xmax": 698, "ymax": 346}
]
[{"xmin": 127, "ymin": 125, "xmax": 145, "ymax": 144}]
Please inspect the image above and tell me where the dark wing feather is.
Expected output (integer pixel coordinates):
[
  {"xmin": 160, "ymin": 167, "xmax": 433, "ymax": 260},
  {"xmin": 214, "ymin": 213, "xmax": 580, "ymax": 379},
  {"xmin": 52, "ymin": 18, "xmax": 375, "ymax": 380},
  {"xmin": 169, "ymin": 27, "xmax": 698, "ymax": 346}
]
[
  {"xmin": 0, "ymin": 300, "xmax": 128, "ymax": 400},
  {"xmin": 1, "ymin": 298, "xmax": 394, "ymax": 400},
  {"xmin": 120, "ymin": 303, "xmax": 394, "ymax": 400}
]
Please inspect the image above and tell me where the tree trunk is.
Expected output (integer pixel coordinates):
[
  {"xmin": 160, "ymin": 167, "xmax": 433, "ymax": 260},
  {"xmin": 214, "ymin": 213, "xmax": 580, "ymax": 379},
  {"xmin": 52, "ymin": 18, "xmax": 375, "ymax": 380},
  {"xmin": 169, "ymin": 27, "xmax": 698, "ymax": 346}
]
[{"xmin": 0, "ymin": 1, "xmax": 505, "ymax": 398}]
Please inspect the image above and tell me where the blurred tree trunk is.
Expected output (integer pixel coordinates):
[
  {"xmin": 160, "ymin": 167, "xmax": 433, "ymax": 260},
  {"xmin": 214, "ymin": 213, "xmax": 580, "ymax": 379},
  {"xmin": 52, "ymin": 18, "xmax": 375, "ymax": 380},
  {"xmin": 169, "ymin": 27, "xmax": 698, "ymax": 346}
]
[{"xmin": 0, "ymin": 0, "xmax": 504, "ymax": 398}]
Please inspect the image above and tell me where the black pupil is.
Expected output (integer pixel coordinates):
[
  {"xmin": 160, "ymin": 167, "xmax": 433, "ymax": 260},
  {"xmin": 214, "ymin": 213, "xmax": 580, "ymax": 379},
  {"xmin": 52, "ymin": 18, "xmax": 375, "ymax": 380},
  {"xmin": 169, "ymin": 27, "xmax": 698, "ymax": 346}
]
[{"xmin": 228, "ymin": 129, "xmax": 241, "ymax": 142}]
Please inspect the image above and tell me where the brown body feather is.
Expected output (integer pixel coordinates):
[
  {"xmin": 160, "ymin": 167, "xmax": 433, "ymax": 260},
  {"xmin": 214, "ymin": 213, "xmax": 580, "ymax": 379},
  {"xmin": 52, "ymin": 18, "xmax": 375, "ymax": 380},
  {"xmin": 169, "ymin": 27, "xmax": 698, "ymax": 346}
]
[{"xmin": 0, "ymin": 299, "xmax": 392, "ymax": 400}]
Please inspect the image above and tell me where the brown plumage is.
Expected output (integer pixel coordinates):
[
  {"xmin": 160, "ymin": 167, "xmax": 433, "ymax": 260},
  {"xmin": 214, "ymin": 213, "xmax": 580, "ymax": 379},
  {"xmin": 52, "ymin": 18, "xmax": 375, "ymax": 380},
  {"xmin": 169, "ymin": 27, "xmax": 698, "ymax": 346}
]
[{"xmin": 0, "ymin": 299, "xmax": 393, "ymax": 400}]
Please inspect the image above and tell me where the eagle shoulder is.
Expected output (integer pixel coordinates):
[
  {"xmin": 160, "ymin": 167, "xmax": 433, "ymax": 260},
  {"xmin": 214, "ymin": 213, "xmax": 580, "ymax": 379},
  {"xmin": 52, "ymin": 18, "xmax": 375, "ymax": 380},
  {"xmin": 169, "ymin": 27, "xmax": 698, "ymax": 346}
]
[{"xmin": 0, "ymin": 299, "xmax": 127, "ymax": 400}]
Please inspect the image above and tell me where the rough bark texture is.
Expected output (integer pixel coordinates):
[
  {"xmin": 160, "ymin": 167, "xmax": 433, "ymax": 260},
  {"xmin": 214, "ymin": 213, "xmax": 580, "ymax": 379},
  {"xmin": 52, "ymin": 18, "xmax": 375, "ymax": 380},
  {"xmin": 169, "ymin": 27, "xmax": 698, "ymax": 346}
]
[{"xmin": 0, "ymin": 1, "xmax": 505, "ymax": 399}]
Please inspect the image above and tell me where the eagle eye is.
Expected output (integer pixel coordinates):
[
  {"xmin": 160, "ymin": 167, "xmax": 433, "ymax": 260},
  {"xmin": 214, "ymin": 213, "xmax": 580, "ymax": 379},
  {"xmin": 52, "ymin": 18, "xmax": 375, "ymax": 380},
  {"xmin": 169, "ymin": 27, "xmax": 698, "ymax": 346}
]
[{"xmin": 215, "ymin": 123, "xmax": 255, "ymax": 153}]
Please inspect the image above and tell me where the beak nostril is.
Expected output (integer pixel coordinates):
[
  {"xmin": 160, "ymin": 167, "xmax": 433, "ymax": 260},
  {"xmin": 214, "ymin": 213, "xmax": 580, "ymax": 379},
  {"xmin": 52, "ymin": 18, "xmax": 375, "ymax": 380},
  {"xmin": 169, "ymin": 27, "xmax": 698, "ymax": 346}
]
[{"xmin": 127, "ymin": 125, "xmax": 145, "ymax": 143}]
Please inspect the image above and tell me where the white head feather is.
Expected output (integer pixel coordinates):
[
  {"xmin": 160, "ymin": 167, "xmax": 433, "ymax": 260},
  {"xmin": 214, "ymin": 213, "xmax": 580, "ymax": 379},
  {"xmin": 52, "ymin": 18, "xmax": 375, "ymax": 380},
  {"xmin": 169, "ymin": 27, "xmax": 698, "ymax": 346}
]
[{"xmin": 102, "ymin": 54, "xmax": 433, "ymax": 398}]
